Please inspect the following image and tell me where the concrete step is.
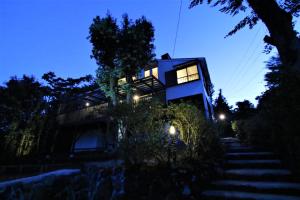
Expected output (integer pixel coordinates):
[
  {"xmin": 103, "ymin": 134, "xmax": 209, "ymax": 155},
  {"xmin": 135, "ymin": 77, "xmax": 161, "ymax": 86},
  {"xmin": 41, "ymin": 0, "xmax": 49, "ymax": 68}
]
[
  {"xmin": 220, "ymin": 137, "xmax": 239, "ymax": 142},
  {"xmin": 202, "ymin": 190, "xmax": 300, "ymax": 200},
  {"xmin": 211, "ymin": 180, "xmax": 300, "ymax": 196},
  {"xmin": 227, "ymin": 147, "xmax": 262, "ymax": 153},
  {"xmin": 224, "ymin": 169, "xmax": 295, "ymax": 182},
  {"xmin": 221, "ymin": 138, "xmax": 240, "ymax": 145},
  {"xmin": 226, "ymin": 152, "xmax": 277, "ymax": 160},
  {"xmin": 225, "ymin": 160, "xmax": 283, "ymax": 169}
]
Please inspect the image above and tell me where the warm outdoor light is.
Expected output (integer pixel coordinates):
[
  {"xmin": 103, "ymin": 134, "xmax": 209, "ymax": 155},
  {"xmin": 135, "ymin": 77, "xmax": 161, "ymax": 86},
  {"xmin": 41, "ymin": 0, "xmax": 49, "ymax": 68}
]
[
  {"xmin": 169, "ymin": 125, "xmax": 176, "ymax": 135},
  {"xmin": 219, "ymin": 113, "xmax": 226, "ymax": 120},
  {"xmin": 85, "ymin": 102, "xmax": 90, "ymax": 107},
  {"xmin": 133, "ymin": 95, "xmax": 139, "ymax": 101}
]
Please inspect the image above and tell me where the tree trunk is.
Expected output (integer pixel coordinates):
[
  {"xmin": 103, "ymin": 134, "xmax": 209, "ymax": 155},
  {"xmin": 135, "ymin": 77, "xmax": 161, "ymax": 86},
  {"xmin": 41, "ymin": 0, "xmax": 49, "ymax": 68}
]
[
  {"xmin": 126, "ymin": 74, "xmax": 134, "ymax": 104},
  {"xmin": 247, "ymin": 0, "xmax": 300, "ymax": 72},
  {"xmin": 110, "ymin": 76, "xmax": 118, "ymax": 106}
]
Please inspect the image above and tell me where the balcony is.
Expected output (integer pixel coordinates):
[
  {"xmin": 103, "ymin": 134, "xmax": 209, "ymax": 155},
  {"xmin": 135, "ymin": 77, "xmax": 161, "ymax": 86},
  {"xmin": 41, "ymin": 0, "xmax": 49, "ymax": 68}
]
[{"xmin": 57, "ymin": 103, "xmax": 108, "ymax": 125}]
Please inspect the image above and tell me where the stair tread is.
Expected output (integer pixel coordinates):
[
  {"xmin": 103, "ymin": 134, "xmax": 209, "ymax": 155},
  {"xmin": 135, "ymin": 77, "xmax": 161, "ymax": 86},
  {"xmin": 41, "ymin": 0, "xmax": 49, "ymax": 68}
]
[
  {"xmin": 202, "ymin": 190, "xmax": 300, "ymax": 200},
  {"xmin": 225, "ymin": 169, "xmax": 291, "ymax": 176},
  {"xmin": 227, "ymin": 160, "xmax": 281, "ymax": 164},
  {"xmin": 212, "ymin": 180, "xmax": 300, "ymax": 190},
  {"xmin": 226, "ymin": 152, "xmax": 273, "ymax": 156}
]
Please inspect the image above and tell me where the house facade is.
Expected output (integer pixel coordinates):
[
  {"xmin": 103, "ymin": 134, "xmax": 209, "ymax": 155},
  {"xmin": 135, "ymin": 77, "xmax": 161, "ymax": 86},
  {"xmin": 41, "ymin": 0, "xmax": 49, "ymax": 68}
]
[
  {"xmin": 140, "ymin": 53, "xmax": 214, "ymax": 118},
  {"xmin": 55, "ymin": 53, "xmax": 214, "ymax": 155}
]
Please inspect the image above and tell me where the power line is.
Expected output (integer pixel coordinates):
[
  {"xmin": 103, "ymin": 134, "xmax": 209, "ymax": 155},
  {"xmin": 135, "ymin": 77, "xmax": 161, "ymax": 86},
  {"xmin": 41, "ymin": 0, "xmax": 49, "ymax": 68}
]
[
  {"xmin": 222, "ymin": 26, "xmax": 262, "ymax": 90},
  {"xmin": 228, "ymin": 27, "xmax": 269, "ymax": 93},
  {"xmin": 225, "ymin": 27, "xmax": 263, "ymax": 89},
  {"xmin": 229, "ymin": 42, "xmax": 263, "ymax": 91},
  {"xmin": 233, "ymin": 67, "xmax": 265, "ymax": 96},
  {"xmin": 172, "ymin": 0, "xmax": 183, "ymax": 57}
]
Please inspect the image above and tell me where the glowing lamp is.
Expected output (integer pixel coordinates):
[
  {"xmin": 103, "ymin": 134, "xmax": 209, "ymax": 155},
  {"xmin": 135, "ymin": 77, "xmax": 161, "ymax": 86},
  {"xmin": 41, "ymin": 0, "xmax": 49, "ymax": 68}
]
[
  {"xmin": 169, "ymin": 125, "xmax": 176, "ymax": 135},
  {"xmin": 133, "ymin": 95, "xmax": 139, "ymax": 101},
  {"xmin": 219, "ymin": 113, "xmax": 226, "ymax": 120}
]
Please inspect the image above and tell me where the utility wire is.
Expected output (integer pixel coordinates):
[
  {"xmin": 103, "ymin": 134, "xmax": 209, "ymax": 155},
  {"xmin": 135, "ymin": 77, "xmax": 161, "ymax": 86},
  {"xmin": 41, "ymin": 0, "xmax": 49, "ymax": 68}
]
[
  {"xmin": 233, "ymin": 66, "xmax": 265, "ymax": 96},
  {"xmin": 222, "ymin": 26, "xmax": 262, "ymax": 90},
  {"xmin": 229, "ymin": 28, "xmax": 268, "ymax": 93},
  {"xmin": 172, "ymin": 0, "xmax": 183, "ymax": 57},
  {"xmin": 229, "ymin": 41, "xmax": 263, "ymax": 91}
]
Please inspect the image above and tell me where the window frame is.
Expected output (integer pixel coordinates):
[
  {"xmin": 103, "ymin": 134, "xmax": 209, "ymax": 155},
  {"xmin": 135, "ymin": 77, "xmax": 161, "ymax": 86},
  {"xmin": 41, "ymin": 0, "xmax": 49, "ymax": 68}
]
[
  {"xmin": 176, "ymin": 65, "xmax": 200, "ymax": 84},
  {"xmin": 144, "ymin": 69, "xmax": 150, "ymax": 78}
]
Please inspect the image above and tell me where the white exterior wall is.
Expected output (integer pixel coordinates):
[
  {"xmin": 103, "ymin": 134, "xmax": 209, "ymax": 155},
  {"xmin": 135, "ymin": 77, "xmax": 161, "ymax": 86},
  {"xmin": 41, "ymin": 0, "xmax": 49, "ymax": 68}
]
[{"xmin": 140, "ymin": 57, "xmax": 214, "ymax": 119}]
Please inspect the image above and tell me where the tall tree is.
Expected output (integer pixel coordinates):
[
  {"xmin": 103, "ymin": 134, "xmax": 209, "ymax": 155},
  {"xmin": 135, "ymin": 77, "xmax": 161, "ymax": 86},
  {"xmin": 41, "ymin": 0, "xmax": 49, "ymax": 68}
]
[
  {"xmin": 0, "ymin": 76, "xmax": 47, "ymax": 159},
  {"xmin": 190, "ymin": 0, "xmax": 300, "ymax": 72},
  {"xmin": 88, "ymin": 14, "xmax": 120, "ymax": 106},
  {"xmin": 89, "ymin": 13, "xmax": 155, "ymax": 104},
  {"xmin": 119, "ymin": 14, "xmax": 155, "ymax": 103},
  {"xmin": 41, "ymin": 72, "xmax": 93, "ymax": 153},
  {"xmin": 214, "ymin": 89, "xmax": 232, "ymax": 120}
]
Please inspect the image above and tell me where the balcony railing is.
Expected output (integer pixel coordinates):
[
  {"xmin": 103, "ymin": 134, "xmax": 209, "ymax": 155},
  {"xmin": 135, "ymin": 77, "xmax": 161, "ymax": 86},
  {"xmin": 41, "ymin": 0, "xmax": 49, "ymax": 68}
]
[{"xmin": 57, "ymin": 103, "xmax": 108, "ymax": 125}]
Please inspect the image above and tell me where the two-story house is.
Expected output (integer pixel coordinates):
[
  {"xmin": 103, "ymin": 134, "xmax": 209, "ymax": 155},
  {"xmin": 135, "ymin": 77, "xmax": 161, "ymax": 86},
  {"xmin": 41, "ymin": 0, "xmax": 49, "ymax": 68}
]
[
  {"xmin": 142, "ymin": 53, "xmax": 213, "ymax": 118},
  {"xmin": 55, "ymin": 53, "xmax": 214, "ymax": 156}
]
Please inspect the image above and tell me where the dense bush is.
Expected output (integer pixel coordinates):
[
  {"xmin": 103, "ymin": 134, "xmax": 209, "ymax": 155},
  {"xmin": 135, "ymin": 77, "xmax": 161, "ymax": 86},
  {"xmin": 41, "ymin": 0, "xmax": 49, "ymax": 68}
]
[
  {"xmin": 112, "ymin": 101, "xmax": 222, "ymax": 166},
  {"xmin": 232, "ymin": 59, "xmax": 300, "ymax": 173}
]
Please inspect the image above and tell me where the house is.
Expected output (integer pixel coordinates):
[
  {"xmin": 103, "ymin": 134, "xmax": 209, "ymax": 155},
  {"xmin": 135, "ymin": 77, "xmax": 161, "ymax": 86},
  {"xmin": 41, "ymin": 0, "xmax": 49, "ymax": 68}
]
[
  {"xmin": 54, "ymin": 53, "xmax": 214, "ymax": 155},
  {"xmin": 141, "ymin": 53, "xmax": 214, "ymax": 119}
]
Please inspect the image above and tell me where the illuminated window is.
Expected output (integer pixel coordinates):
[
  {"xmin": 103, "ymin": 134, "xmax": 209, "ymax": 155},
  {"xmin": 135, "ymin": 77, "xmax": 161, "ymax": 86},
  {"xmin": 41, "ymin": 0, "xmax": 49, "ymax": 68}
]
[
  {"xmin": 144, "ymin": 70, "xmax": 150, "ymax": 77},
  {"xmin": 152, "ymin": 67, "xmax": 158, "ymax": 79},
  {"xmin": 176, "ymin": 68, "xmax": 188, "ymax": 84},
  {"xmin": 118, "ymin": 76, "xmax": 137, "ymax": 85},
  {"xmin": 176, "ymin": 65, "xmax": 199, "ymax": 84}
]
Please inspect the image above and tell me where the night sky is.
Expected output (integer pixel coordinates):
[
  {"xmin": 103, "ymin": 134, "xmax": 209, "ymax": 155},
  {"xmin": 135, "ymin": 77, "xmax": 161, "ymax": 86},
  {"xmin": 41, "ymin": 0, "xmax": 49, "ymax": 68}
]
[{"xmin": 1, "ymin": 0, "xmax": 299, "ymax": 106}]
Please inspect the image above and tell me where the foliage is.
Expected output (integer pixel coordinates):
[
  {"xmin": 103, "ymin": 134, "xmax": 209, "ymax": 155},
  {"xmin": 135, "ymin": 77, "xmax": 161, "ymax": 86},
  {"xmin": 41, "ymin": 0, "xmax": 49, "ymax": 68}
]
[
  {"xmin": 213, "ymin": 89, "xmax": 233, "ymax": 136},
  {"xmin": 189, "ymin": 0, "xmax": 300, "ymax": 73},
  {"xmin": 118, "ymin": 14, "xmax": 156, "ymax": 102},
  {"xmin": 0, "ymin": 76, "xmax": 48, "ymax": 160},
  {"xmin": 42, "ymin": 71, "xmax": 93, "ymax": 102},
  {"xmin": 111, "ymin": 100, "xmax": 168, "ymax": 164},
  {"xmin": 0, "ymin": 73, "xmax": 94, "ymax": 163},
  {"xmin": 213, "ymin": 89, "xmax": 232, "ymax": 118},
  {"xmin": 232, "ymin": 56, "xmax": 300, "ymax": 173},
  {"xmin": 167, "ymin": 103, "xmax": 220, "ymax": 160},
  {"xmin": 189, "ymin": 0, "xmax": 299, "ymax": 37},
  {"xmin": 88, "ymin": 14, "xmax": 120, "ymax": 105},
  {"xmin": 231, "ymin": 100, "xmax": 256, "ymax": 140},
  {"xmin": 88, "ymin": 13, "xmax": 155, "ymax": 105},
  {"xmin": 111, "ymin": 101, "xmax": 221, "ymax": 165}
]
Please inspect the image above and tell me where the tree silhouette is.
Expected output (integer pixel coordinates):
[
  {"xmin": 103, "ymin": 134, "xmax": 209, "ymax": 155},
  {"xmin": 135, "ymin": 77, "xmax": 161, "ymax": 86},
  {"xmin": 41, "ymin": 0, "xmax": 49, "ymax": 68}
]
[
  {"xmin": 0, "ymin": 76, "xmax": 47, "ymax": 159},
  {"xmin": 88, "ymin": 13, "xmax": 155, "ymax": 104},
  {"xmin": 190, "ymin": 0, "xmax": 300, "ymax": 73},
  {"xmin": 214, "ymin": 89, "xmax": 232, "ymax": 120},
  {"xmin": 118, "ymin": 14, "xmax": 155, "ymax": 103},
  {"xmin": 88, "ymin": 14, "xmax": 120, "ymax": 106},
  {"xmin": 233, "ymin": 100, "xmax": 255, "ymax": 120}
]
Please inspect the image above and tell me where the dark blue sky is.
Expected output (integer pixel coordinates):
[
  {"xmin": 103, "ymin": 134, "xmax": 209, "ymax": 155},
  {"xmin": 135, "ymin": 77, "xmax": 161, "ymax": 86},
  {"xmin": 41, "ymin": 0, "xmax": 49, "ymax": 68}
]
[{"xmin": 1, "ymin": 0, "xmax": 298, "ymax": 106}]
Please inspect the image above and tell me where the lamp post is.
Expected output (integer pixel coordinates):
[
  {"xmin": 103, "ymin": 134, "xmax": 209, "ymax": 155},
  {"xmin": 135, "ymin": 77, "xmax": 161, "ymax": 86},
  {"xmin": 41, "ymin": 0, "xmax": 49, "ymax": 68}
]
[{"xmin": 168, "ymin": 125, "xmax": 177, "ymax": 165}]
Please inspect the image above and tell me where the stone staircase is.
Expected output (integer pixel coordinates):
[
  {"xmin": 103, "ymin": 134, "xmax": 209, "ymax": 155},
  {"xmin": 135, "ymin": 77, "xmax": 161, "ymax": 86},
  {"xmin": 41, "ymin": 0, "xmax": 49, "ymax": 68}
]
[{"xmin": 202, "ymin": 137, "xmax": 300, "ymax": 200}]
